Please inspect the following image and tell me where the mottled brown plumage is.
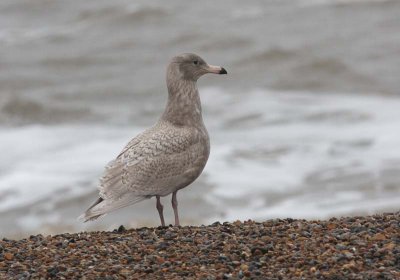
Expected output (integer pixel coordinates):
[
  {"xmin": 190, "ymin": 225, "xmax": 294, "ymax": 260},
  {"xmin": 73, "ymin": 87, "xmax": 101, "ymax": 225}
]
[{"xmin": 79, "ymin": 53, "xmax": 227, "ymax": 225}]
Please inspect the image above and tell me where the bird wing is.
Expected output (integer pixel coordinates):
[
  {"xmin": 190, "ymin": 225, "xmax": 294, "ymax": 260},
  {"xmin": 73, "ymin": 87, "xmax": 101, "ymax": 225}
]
[{"xmin": 98, "ymin": 123, "xmax": 207, "ymax": 200}]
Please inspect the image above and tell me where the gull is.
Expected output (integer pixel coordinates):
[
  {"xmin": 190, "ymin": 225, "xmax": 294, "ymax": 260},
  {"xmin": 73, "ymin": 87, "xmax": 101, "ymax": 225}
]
[{"xmin": 79, "ymin": 53, "xmax": 227, "ymax": 226}]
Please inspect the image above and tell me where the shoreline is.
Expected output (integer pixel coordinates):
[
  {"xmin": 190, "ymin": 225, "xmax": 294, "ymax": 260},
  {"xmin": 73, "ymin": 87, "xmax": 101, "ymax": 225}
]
[{"xmin": 1, "ymin": 213, "xmax": 399, "ymax": 279}]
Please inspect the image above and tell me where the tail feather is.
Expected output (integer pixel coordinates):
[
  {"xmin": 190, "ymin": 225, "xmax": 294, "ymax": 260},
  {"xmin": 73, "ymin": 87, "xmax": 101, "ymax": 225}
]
[{"xmin": 78, "ymin": 194, "xmax": 148, "ymax": 222}]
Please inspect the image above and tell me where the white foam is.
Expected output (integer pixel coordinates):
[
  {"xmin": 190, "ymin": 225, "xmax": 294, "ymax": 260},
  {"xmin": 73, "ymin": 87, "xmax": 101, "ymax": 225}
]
[
  {"xmin": 201, "ymin": 87, "xmax": 400, "ymax": 221},
  {"xmin": 0, "ymin": 125, "xmax": 141, "ymax": 212},
  {"xmin": 1, "ymin": 88, "xmax": 400, "ymax": 227}
]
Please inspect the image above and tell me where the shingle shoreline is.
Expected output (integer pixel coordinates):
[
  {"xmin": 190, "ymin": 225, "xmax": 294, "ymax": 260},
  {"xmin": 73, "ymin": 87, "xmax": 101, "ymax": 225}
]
[{"xmin": 1, "ymin": 213, "xmax": 399, "ymax": 279}]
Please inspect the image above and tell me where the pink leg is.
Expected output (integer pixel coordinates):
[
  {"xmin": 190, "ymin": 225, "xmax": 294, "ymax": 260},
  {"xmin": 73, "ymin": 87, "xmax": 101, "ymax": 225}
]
[
  {"xmin": 156, "ymin": 195, "xmax": 165, "ymax": 227},
  {"xmin": 171, "ymin": 191, "xmax": 180, "ymax": 226}
]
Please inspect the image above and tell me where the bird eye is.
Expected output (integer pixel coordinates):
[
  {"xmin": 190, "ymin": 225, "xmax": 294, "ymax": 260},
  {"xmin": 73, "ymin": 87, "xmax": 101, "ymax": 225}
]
[{"xmin": 193, "ymin": 60, "xmax": 199, "ymax": 65}]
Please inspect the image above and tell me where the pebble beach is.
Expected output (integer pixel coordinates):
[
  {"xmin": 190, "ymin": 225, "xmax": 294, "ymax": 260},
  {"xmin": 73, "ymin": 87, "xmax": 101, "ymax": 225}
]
[{"xmin": 1, "ymin": 213, "xmax": 399, "ymax": 279}]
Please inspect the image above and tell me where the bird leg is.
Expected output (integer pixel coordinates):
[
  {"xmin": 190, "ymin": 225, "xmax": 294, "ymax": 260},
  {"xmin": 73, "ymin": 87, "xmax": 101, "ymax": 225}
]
[
  {"xmin": 171, "ymin": 191, "xmax": 180, "ymax": 226},
  {"xmin": 156, "ymin": 195, "xmax": 165, "ymax": 227}
]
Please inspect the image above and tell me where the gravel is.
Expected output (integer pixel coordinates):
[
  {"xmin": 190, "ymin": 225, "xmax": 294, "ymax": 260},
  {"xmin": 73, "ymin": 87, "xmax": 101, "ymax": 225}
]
[{"xmin": 1, "ymin": 213, "xmax": 399, "ymax": 279}]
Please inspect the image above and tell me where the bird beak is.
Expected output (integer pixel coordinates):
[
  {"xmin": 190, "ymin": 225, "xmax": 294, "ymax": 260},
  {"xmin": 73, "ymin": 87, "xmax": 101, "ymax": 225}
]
[{"xmin": 207, "ymin": 64, "xmax": 228, "ymax": 75}]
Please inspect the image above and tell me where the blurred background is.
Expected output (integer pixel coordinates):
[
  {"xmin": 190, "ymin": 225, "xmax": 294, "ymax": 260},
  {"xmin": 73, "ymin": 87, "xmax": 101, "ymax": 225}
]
[{"xmin": 1, "ymin": 0, "xmax": 400, "ymax": 238}]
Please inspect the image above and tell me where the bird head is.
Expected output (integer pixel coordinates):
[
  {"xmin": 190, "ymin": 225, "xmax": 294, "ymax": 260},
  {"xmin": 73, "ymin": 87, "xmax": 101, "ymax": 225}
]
[{"xmin": 168, "ymin": 53, "xmax": 227, "ymax": 82}]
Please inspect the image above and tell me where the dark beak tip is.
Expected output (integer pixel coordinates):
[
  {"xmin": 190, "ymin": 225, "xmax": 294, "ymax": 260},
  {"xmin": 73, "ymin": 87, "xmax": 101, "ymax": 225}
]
[{"xmin": 219, "ymin": 67, "xmax": 227, "ymax": 75}]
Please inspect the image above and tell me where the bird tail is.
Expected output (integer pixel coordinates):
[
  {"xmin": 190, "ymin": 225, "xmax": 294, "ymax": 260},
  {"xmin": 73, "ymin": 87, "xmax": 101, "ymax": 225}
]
[{"xmin": 78, "ymin": 195, "xmax": 148, "ymax": 223}]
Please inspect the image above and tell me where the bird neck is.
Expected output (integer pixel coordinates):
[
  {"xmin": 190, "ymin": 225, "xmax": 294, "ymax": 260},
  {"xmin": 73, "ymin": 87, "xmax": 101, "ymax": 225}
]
[{"xmin": 162, "ymin": 78, "xmax": 204, "ymax": 127}]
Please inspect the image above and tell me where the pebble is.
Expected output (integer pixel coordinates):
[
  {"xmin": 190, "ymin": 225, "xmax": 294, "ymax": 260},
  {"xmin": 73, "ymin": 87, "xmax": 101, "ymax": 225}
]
[
  {"xmin": 0, "ymin": 213, "xmax": 399, "ymax": 279},
  {"xmin": 4, "ymin": 253, "xmax": 13, "ymax": 261}
]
